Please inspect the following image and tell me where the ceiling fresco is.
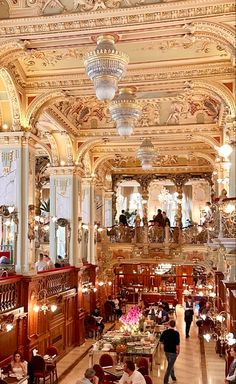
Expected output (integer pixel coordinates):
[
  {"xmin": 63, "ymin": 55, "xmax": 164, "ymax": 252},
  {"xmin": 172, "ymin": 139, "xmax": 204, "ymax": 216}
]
[
  {"xmin": 0, "ymin": 0, "xmax": 234, "ymax": 180},
  {"xmin": 19, "ymin": 40, "xmax": 228, "ymax": 74}
]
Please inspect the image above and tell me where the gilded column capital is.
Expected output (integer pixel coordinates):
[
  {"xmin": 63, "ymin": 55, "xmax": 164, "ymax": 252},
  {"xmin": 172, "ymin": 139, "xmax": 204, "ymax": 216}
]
[{"xmin": 48, "ymin": 165, "xmax": 84, "ymax": 177}]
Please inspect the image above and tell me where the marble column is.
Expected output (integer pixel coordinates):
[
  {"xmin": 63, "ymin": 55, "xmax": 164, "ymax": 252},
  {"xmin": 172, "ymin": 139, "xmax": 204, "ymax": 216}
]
[
  {"xmin": 81, "ymin": 177, "xmax": 96, "ymax": 265},
  {"xmin": 176, "ymin": 185, "xmax": 183, "ymax": 229},
  {"xmin": 49, "ymin": 166, "xmax": 83, "ymax": 267},
  {"xmin": 0, "ymin": 132, "xmax": 36, "ymax": 274},
  {"xmin": 225, "ymin": 115, "xmax": 236, "ymax": 197},
  {"xmin": 229, "ymin": 143, "xmax": 236, "ymax": 197},
  {"xmin": 140, "ymin": 184, "xmax": 149, "ymax": 243},
  {"xmin": 104, "ymin": 191, "xmax": 113, "ymax": 227}
]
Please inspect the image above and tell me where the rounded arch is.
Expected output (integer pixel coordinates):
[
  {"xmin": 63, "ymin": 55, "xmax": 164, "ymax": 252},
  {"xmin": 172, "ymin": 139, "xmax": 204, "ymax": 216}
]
[
  {"xmin": 24, "ymin": 90, "xmax": 66, "ymax": 128},
  {"xmin": 194, "ymin": 81, "xmax": 236, "ymax": 118},
  {"xmin": 36, "ymin": 121, "xmax": 60, "ymax": 166},
  {"xmin": 35, "ymin": 141, "xmax": 54, "ymax": 164},
  {"xmin": 0, "ymin": 68, "xmax": 21, "ymax": 130},
  {"xmin": 0, "ymin": 40, "xmax": 27, "ymax": 64},
  {"xmin": 188, "ymin": 21, "xmax": 235, "ymax": 60},
  {"xmin": 93, "ymin": 154, "xmax": 116, "ymax": 173},
  {"xmin": 193, "ymin": 134, "xmax": 220, "ymax": 151},
  {"xmin": 194, "ymin": 152, "xmax": 215, "ymax": 167},
  {"xmin": 38, "ymin": 116, "xmax": 74, "ymax": 165},
  {"xmin": 77, "ymin": 138, "xmax": 105, "ymax": 163}
]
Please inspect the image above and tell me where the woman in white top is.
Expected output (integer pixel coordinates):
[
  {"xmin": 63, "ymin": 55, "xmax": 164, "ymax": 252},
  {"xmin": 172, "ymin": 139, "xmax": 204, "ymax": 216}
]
[{"xmin": 11, "ymin": 351, "xmax": 28, "ymax": 382}]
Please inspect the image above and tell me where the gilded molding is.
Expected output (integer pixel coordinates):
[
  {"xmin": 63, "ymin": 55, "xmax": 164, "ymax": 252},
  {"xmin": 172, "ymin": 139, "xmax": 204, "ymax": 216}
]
[
  {"xmin": 24, "ymin": 63, "xmax": 234, "ymax": 91},
  {"xmin": 0, "ymin": 68, "xmax": 21, "ymax": 130},
  {"xmin": 24, "ymin": 89, "xmax": 66, "ymax": 127},
  {"xmin": 189, "ymin": 21, "xmax": 236, "ymax": 57},
  {"xmin": 0, "ymin": 39, "xmax": 28, "ymax": 62},
  {"xmin": 0, "ymin": 2, "xmax": 235, "ymax": 37},
  {"xmin": 194, "ymin": 80, "xmax": 236, "ymax": 117}
]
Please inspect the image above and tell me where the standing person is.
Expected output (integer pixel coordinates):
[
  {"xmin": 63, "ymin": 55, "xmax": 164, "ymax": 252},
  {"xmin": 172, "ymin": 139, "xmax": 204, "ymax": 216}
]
[
  {"xmin": 119, "ymin": 210, "xmax": 128, "ymax": 225},
  {"xmin": 184, "ymin": 295, "xmax": 194, "ymax": 338},
  {"xmin": 156, "ymin": 304, "xmax": 169, "ymax": 324},
  {"xmin": 35, "ymin": 253, "xmax": 48, "ymax": 272},
  {"xmin": 76, "ymin": 368, "xmax": 99, "ymax": 384},
  {"xmin": 160, "ymin": 320, "xmax": 180, "ymax": 384},
  {"xmin": 225, "ymin": 344, "xmax": 236, "ymax": 383},
  {"xmin": 162, "ymin": 212, "xmax": 170, "ymax": 227},
  {"xmin": 119, "ymin": 360, "xmax": 146, "ymax": 384},
  {"xmin": 112, "ymin": 296, "xmax": 122, "ymax": 318},
  {"xmin": 153, "ymin": 209, "xmax": 164, "ymax": 226},
  {"xmin": 43, "ymin": 254, "xmax": 54, "ymax": 269}
]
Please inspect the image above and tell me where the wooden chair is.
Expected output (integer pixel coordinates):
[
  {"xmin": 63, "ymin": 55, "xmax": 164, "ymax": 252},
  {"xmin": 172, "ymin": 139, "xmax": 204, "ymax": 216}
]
[
  {"xmin": 85, "ymin": 315, "xmax": 99, "ymax": 338},
  {"xmin": 144, "ymin": 375, "xmax": 153, "ymax": 384},
  {"xmin": 93, "ymin": 364, "xmax": 105, "ymax": 384},
  {"xmin": 31, "ymin": 355, "xmax": 52, "ymax": 384},
  {"xmin": 136, "ymin": 357, "xmax": 149, "ymax": 376},
  {"xmin": 99, "ymin": 354, "xmax": 114, "ymax": 368},
  {"xmin": 45, "ymin": 345, "xmax": 58, "ymax": 383}
]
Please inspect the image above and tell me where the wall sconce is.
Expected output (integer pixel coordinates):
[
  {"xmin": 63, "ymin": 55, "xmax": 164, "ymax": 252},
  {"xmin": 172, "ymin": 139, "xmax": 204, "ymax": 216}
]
[
  {"xmin": 81, "ymin": 282, "xmax": 96, "ymax": 294},
  {"xmin": 0, "ymin": 313, "xmax": 14, "ymax": 332},
  {"xmin": 33, "ymin": 289, "xmax": 58, "ymax": 315}
]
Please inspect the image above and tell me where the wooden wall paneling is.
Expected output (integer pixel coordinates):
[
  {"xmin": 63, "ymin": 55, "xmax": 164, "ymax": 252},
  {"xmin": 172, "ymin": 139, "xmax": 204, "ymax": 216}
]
[
  {"xmin": 64, "ymin": 291, "xmax": 76, "ymax": 350},
  {"xmin": 215, "ymin": 272, "xmax": 224, "ymax": 310},
  {"xmin": 224, "ymin": 282, "xmax": 236, "ymax": 334},
  {"xmin": 77, "ymin": 309, "xmax": 85, "ymax": 345},
  {"xmin": 75, "ymin": 268, "xmax": 86, "ymax": 345},
  {"xmin": 0, "ymin": 321, "xmax": 18, "ymax": 363},
  {"xmin": 175, "ymin": 266, "xmax": 183, "ymax": 303}
]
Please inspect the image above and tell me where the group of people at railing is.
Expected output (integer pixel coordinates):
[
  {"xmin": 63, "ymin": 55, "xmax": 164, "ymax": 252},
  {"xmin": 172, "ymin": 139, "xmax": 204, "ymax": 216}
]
[
  {"xmin": 34, "ymin": 253, "xmax": 69, "ymax": 272},
  {"xmin": 106, "ymin": 196, "xmax": 236, "ymax": 244}
]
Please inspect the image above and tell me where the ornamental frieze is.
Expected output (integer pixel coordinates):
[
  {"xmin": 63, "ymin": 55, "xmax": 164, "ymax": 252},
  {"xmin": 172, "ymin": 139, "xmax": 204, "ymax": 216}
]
[
  {"xmin": 23, "ymin": 64, "xmax": 234, "ymax": 90},
  {"xmin": 0, "ymin": 3, "xmax": 235, "ymax": 36},
  {"xmin": 20, "ymin": 40, "xmax": 224, "ymax": 70}
]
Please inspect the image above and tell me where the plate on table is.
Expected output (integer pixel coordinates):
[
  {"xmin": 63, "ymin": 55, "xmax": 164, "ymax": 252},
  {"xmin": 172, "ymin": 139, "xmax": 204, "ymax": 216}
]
[
  {"xmin": 101, "ymin": 348, "xmax": 110, "ymax": 351},
  {"xmin": 127, "ymin": 342, "xmax": 135, "ymax": 346},
  {"xmin": 115, "ymin": 366, "xmax": 123, "ymax": 371}
]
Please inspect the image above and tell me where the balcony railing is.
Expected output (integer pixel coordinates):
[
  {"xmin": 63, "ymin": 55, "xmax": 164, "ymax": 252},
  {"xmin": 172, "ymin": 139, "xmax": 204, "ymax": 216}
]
[
  {"xmin": 98, "ymin": 199, "xmax": 236, "ymax": 245},
  {"xmin": 37, "ymin": 266, "xmax": 75, "ymax": 297},
  {"xmin": 0, "ymin": 276, "xmax": 22, "ymax": 313},
  {"xmin": 103, "ymin": 224, "xmax": 208, "ymax": 244}
]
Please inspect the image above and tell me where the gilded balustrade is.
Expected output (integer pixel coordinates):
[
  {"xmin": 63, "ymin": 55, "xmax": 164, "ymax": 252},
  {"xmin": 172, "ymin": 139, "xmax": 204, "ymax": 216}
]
[
  {"xmin": 208, "ymin": 199, "xmax": 236, "ymax": 241},
  {"xmin": 100, "ymin": 199, "xmax": 236, "ymax": 245}
]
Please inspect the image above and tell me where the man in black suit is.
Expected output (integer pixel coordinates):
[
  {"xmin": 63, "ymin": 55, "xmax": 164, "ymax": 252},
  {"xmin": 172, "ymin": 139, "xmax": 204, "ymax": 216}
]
[{"xmin": 119, "ymin": 210, "xmax": 128, "ymax": 225}]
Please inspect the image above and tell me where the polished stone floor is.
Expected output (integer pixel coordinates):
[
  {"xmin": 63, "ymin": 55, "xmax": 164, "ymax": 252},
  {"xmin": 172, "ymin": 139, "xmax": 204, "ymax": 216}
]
[{"xmin": 57, "ymin": 306, "xmax": 225, "ymax": 384}]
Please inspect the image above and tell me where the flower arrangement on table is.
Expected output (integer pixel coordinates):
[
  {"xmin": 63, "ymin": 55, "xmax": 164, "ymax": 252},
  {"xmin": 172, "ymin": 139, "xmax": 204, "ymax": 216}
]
[{"xmin": 120, "ymin": 305, "xmax": 142, "ymax": 334}]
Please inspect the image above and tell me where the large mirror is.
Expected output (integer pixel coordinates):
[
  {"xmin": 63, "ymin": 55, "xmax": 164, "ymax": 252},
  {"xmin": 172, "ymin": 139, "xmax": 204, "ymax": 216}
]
[
  {"xmin": 0, "ymin": 205, "xmax": 18, "ymax": 266},
  {"xmin": 56, "ymin": 218, "xmax": 70, "ymax": 262}
]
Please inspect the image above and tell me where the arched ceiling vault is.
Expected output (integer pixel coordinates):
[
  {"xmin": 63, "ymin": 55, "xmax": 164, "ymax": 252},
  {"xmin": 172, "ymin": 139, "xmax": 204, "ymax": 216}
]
[{"xmin": 0, "ymin": 1, "xmax": 235, "ymax": 178}]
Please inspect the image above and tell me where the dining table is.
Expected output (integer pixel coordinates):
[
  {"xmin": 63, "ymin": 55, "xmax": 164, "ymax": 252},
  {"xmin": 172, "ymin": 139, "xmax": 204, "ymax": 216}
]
[
  {"xmin": 103, "ymin": 366, "xmax": 124, "ymax": 379},
  {"xmin": 90, "ymin": 329, "xmax": 159, "ymax": 371},
  {"xmin": 1, "ymin": 374, "xmax": 29, "ymax": 384}
]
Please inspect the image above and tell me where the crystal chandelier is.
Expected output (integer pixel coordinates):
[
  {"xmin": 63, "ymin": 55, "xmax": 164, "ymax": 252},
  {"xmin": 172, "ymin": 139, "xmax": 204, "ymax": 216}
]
[
  {"xmin": 109, "ymin": 87, "xmax": 142, "ymax": 137},
  {"xmin": 84, "ymin": 35, "xmax": 129, "ymax": 101},
  {"xmin": 137, "ymin": 138, "xmax": 155, "ymax": 170},
  {"xmin": 158, "ymin": 187, "xmax": 173, "ymax": 203}
]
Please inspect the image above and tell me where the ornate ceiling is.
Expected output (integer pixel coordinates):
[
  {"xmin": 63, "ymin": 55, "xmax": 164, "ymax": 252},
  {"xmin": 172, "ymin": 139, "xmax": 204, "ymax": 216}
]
[{"xmin": 0, "ymin": 0, "xmax": 235, "ymax": 180}]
